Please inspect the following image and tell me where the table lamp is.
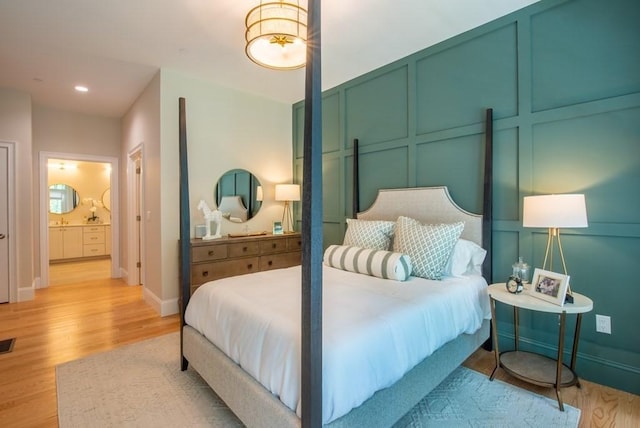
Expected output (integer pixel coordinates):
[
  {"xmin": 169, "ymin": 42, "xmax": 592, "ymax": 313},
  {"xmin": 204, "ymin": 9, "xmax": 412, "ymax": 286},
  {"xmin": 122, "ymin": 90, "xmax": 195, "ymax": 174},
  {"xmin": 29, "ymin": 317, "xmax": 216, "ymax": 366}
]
[
  {"xmin": 275, "ymin": 184, "xmax": 300, "ymax": 233},
  {"xmin": 523, "ymin": 194, "xmax": 588, "ymax": 300}
]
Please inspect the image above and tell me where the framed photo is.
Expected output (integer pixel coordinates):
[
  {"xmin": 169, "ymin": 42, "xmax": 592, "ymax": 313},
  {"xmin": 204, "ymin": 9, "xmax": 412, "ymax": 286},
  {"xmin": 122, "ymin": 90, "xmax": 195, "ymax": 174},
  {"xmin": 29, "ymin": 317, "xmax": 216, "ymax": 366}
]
[
  {"xmin": 272, "ymin": 221, "xmax": 283, "ymax": 235},
  {"xmin": 529, "ymin": 268, "xmax": 570, "ymax": 306}
]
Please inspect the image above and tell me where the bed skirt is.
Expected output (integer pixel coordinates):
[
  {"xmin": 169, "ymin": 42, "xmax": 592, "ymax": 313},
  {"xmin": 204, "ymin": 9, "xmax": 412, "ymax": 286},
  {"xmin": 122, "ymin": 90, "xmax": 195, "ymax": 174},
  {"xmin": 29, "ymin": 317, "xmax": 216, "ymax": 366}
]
[{"xmin": 182, "ymin": 319, "xmax": 490, "ymax": 427}]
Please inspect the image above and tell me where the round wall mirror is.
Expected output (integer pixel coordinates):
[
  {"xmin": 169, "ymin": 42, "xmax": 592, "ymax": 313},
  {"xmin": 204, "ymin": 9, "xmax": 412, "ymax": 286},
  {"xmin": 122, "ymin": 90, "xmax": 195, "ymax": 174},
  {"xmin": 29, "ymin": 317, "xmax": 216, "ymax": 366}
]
[
  {"xmin": 49, "ymin": 184, "xmax": 80, "ymax": 214},
  {"xmin": 102, "ymin": 188, "xmax": 111, "ymax": 212},
  {"xmin": 214, "ymin": 169, "xmax": 262, "ymax": 222}
]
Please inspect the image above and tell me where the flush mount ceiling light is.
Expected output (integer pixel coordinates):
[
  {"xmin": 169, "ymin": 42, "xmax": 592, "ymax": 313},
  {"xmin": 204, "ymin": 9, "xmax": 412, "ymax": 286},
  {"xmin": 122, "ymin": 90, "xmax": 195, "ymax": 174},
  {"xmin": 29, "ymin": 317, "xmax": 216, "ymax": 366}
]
[
  {"xmin": 245, "ymin": 0, "xmax": 307, "ymax": 70},
  {"xmin": 74, "ymin": 85, "xmax": 89, "ymax": 92}
]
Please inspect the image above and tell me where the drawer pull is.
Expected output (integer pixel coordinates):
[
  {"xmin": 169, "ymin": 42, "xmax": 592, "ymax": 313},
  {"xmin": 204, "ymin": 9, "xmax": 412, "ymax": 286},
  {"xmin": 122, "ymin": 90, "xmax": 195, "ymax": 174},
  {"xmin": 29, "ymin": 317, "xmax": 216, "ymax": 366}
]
[
  {"xmin": 208, "ymin": 250, "xmax": 215, "ymax": 256},
  {"xmin": 202, "ymin": 271, "xmax": 209, "ymax": 277},
  {"xmin": 243, "ymin": 246, "xmax": 248, "ymax": 252},
  {"xmin": 272, "ymin": 243, "xmax": 277, "ymax": 249},
  {"xmin": 268, "ymin": 260, "xmax": 273, "ymax": 266},
  {"xmin": 247, "ymin": 263, "xmax": 253, "ymax": 269}
]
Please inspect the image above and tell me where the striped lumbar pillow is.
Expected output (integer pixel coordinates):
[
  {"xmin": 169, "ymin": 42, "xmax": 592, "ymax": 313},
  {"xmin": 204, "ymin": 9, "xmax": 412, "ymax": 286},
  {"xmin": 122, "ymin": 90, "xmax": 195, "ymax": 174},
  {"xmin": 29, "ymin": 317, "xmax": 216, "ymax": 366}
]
[{"xmin": 323, "ymin": 245, "xmax": 412, "ymax": 281}]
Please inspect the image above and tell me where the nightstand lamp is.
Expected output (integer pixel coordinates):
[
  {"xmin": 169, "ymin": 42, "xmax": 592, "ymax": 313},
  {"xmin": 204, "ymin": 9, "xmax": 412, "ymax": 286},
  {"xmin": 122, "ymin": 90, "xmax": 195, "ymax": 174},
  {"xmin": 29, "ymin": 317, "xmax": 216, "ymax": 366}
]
[
  {"xmin": 523, "ymin": 194, "xmax": 588, "ymax": 299},
  {"xmin": 275, "ymin": 184, "xmax": 300, "ymax": 233}
]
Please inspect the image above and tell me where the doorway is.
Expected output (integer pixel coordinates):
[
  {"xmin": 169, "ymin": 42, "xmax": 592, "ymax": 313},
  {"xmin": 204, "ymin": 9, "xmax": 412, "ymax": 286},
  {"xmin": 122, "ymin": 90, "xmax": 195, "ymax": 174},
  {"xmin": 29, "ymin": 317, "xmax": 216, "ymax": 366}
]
[
  {"xmin": 39, "ymin": 152, "xmax": 120, "ymax": 288},
  {"xmin": 0, "ymin": 142, "xmax": 16, "ymax": 303}
]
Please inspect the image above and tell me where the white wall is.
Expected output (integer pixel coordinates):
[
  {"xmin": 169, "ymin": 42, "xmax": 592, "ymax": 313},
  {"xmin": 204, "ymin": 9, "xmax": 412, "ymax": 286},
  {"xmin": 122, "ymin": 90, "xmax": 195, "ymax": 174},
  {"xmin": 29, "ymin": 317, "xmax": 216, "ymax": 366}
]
[
  {"xmin": 121, "ymin": 72, "xmax": 161, "ymax": 305},
  {"xmin": 0, "ymin": 88, "xmax": 34, "ymax": 301},
  {"xmin": 121, "ymin": 69, "xmax": 293, "ymax": 315}
]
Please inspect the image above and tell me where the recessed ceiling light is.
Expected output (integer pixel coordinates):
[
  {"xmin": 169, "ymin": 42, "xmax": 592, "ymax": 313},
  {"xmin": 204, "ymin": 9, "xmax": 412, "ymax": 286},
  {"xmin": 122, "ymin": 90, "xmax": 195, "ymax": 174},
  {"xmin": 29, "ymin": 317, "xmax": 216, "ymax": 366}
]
[{"xmin": 74, "ymin": 85, "xmax": 89, "ymax": 92}]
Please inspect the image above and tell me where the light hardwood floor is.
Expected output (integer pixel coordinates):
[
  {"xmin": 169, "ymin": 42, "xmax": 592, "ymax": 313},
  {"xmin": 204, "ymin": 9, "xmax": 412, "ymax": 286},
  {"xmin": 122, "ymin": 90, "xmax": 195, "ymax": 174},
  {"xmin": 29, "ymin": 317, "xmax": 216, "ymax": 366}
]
[{"xmin": 0, "ymin": 270, "xmax": 637, "ymax": 427}]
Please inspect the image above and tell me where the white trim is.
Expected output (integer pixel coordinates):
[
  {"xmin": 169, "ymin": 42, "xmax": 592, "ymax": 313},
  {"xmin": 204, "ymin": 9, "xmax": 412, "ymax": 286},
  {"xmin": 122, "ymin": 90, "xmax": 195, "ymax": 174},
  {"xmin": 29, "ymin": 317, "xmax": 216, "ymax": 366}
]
[
  {"xmin": 0, "ymin": 141, "xmax": 17, "ymax": 302},
  {"xmin": 39, "ymin": 151, "xmax": 120, "ymax": 287},
  {"xmin": 142, "ymin": 286, "xmax": 179, "ymax": 317},
  {"xmin": 127, "ymin": 144, "xmax": 145, "ymax": 286}
]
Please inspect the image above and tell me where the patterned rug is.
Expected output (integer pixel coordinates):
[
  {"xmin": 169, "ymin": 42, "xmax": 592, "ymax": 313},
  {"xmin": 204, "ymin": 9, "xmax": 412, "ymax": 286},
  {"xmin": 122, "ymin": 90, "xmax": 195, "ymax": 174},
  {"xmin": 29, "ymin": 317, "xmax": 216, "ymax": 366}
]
[{"xmin": 56, "ymin": 332, "xmax": 580, "ymax": 427}]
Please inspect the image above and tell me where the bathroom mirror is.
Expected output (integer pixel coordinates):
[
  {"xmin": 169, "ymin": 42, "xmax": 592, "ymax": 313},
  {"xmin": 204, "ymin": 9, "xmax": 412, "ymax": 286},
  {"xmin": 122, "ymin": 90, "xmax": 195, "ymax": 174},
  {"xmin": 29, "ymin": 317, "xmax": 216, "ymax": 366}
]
[
  {"xmin": 214, "ymin": 169, "xmax": 262, "ymax": 222},
  {"xmin": 49, "ymin": 184, "xmax": 80, "ymax": 214},
  {"xmin": 102, "ymin": 188, "xmax": 111, "ymax": 212}
]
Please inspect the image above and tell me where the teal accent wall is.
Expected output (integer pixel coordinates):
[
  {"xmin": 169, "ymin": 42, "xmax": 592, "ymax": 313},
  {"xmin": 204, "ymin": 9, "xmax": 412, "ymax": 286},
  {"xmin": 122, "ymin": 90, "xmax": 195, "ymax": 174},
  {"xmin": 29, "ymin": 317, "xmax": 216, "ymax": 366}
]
[{"xmin": 292, "ymin": 0, "xmax": 640, "ymax": 395}]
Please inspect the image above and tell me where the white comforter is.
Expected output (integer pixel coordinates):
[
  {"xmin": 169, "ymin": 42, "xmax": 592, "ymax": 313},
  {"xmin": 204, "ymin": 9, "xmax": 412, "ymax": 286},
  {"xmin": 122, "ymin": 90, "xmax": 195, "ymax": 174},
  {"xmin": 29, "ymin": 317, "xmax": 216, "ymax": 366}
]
[{"xmin": 185, "ymin": 265, "xmax": 490, "ymax": 424}]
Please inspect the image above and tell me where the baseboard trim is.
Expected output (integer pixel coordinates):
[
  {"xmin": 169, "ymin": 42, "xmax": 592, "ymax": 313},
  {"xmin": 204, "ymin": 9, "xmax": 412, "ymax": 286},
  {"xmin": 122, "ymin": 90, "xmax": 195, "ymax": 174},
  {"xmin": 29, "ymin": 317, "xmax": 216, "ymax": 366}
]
[{"xmin": 142, "ymin": 287, "xmax": 179, "ymax": 317}]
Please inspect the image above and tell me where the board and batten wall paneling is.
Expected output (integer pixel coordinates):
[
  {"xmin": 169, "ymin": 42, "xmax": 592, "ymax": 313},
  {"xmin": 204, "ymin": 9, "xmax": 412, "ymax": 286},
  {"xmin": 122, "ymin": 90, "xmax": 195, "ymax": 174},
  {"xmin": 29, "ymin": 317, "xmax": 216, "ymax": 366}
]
[
  {"xmin": 531, "ymin": 0, "xmax": 640, "ymax": 111},
  {"xmin": 292, "ymin": 0, "xmax": 640, "ymax": 395},
  {"xmin": 416, "ymin": 23, "xmax": 519, "ymax": 134}
]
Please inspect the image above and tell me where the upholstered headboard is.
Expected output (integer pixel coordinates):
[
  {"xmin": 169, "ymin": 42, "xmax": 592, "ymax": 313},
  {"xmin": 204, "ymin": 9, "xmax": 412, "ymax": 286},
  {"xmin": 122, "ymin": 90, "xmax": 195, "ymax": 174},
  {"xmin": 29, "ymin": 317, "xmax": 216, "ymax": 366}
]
[{"xmin": 357, "ymin": 186, "xmax": 483, "ymax": 246}]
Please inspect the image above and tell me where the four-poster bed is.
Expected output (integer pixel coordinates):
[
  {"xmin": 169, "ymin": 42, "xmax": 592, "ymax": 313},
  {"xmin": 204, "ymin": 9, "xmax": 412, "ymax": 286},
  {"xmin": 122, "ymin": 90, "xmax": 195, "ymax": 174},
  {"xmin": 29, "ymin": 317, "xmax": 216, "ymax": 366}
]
[
  {"xmin": 178, "ymin": 2, "xmax": 495, "ymax": 424},
  {"xmin": 177, "ymin": 113, "xmax": 494, "ymax": 427}
]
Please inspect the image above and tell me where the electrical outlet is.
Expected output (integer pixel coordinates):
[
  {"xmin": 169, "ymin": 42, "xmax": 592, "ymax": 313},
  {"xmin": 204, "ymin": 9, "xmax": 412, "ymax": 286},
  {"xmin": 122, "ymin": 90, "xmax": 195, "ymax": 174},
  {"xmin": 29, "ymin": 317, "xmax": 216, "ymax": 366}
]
[{"xmin": 596, "ymin": 314, "xmax": 611, "ymax": 334}]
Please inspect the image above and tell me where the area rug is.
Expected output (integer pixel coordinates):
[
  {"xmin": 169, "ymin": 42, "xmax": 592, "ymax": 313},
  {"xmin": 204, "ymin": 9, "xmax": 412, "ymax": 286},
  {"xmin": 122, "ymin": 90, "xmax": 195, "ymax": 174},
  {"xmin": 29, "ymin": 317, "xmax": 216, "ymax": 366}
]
[{"xmin": 56, "ymin": 333, "xmax": 580, "ymax": 427}]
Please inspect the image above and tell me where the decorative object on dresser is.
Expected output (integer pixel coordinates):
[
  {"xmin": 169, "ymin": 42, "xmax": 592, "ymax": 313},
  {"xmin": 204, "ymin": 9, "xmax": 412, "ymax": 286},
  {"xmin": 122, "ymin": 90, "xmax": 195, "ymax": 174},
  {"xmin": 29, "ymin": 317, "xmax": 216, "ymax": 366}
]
[
  {"xmin": 488, "ymin": 283, "xmax": 593, "ymax": 411},
  {"xmin": 523, "ymin": 194, "xmax": 588, "ymax": 303},
  {"xmin": 275, "ymin": 184, "xmax": 300, "ymax": 233},
  {"xmin": 196, "ymin": 199, "xmax": 222, "ymax": 240},
  {"xmin": 188, "ymin": 232, "xmax": 301, "ymax": 294}
]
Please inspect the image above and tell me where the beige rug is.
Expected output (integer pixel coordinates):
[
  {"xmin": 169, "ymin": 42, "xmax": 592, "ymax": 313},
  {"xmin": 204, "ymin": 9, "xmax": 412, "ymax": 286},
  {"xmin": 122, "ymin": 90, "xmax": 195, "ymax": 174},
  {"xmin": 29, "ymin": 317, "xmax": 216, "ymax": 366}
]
[{"xmin": 56, "ymin": 332, "xmax": 580, "ymax": 427}]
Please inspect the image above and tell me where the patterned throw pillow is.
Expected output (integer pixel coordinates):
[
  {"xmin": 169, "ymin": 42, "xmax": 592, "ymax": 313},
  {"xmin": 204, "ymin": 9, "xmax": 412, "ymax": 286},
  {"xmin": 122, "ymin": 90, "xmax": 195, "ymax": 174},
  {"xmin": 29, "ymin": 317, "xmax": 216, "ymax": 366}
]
[
  {"xmin": 343, "ymin": 219, "xmax": 396, "ymax": 251},
  {"xmin": 393, "ymin": 216, "xmax": 464, "ymax": 280},
  {"xmin": 324, "ymin": 245, "xmax": 412, "ymax": 281}
]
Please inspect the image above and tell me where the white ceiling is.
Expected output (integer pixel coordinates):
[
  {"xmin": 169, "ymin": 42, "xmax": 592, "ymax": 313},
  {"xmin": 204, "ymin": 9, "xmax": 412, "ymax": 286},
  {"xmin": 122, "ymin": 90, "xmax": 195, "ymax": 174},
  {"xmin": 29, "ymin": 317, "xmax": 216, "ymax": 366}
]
[{"xmin": 0, "ymin": 0, "xmax": 539, "ymax": 118}]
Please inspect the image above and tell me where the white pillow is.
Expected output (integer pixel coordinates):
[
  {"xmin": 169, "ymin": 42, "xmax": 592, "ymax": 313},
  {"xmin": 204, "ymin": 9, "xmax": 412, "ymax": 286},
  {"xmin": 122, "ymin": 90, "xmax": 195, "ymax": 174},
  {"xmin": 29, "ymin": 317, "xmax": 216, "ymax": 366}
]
[
  {"xmin": 443, "ymin": 239, "xmax": 487, "ymax": 277},
  {"xmin": 324, "ymin": 245, "xmax": 412, "ymax": 281},
  {"xmin": 393, "ymin": 216, "xmax": 464, "ymax": 280},
  {"xmin": 343, "ymin": 218, "xmax": 395, "ymax": 251}
]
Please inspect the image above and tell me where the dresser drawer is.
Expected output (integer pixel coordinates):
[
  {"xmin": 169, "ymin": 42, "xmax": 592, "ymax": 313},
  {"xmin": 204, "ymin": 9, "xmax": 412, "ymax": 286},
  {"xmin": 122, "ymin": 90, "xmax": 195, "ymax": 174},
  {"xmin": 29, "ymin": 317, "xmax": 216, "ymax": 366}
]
[
  {"xmin": 228, "ymin": 241, "xmax": 260, "ymax": 258},
  {"xmin": 260, "ymin": 251, "xmax": 301, "ymax": 271},
  {"xmin": 260, "ymin": 238, "xmax": 288, "ymax": 254},
  {"xmin": 191, "ymin": 257, "xmax": 260, "ymax": 285},
  {"xmin": 192, "ymin": 244, "xmax": 228, "ymax": 263},
  {"xmin": 287, "ymin": 236, "xmax": 302, "ymax": 251},
  {"xmin": 83, "ymin": 232, "xmax": 105, "ymax": 245}
]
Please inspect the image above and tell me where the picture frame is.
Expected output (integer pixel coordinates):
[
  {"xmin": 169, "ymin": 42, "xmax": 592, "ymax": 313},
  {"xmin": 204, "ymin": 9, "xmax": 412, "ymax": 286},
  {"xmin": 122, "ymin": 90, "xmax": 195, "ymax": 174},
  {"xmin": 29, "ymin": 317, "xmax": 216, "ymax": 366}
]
[
  {"xmin": 272, "ymin": 221, "xmax": 283, "ymax": 235},
  {"xmin": 529, "ymin": 268, "xmax": 570, "ymax": 306}
]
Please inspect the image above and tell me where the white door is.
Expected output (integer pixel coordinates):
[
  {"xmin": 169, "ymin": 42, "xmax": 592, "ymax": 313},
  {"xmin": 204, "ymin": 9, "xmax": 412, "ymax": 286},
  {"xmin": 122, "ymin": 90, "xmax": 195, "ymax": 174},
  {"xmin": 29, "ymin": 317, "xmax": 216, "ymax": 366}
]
[{"xmin": 0, "ymin": 146, "xmax": 9, "ymax": 303}]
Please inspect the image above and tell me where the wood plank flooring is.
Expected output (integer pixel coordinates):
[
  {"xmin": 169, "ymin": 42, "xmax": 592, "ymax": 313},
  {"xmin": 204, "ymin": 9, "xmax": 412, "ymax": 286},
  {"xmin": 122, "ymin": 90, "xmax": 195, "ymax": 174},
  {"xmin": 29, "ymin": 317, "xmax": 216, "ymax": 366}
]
[
  {"xmin": 0, "ymin": 264, "xmax": 637, "ymax": 427},
  {"xmin": 0, "ymin": 273, "xmax": 179, "ymax": 427}
]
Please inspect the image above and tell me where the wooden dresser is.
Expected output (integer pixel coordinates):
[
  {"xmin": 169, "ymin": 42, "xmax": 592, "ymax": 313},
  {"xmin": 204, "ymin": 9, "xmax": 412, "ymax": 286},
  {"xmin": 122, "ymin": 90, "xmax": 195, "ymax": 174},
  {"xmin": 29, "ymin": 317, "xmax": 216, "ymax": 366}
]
[{"xmin": 189, "ymin": 232, "xmax": 302, "ymax": 294}]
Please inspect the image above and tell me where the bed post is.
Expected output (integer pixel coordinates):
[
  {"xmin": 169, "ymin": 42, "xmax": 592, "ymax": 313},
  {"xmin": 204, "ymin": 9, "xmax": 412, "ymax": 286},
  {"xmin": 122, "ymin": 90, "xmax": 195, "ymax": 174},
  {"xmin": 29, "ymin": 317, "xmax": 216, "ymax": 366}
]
[
  {"xmin": 301, "ymin": 0, "xmax": 323, "ymax": 426},
  {"xmin": 178, "ymin": 97, "xmax": 191, "ymax": 371},
  {"xmin": 482, "ymin": 108, "xmax": 493, "ymax": 283},
  {"xmin": 352, "ymin": 139, "xmax": 359, "ymax": 218}
]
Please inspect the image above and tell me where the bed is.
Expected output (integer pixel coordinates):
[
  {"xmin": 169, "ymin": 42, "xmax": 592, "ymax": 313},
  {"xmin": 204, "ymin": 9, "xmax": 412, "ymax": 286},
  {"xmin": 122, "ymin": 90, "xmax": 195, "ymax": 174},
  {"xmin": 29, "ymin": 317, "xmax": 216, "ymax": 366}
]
[
  {"xmin": 181, "ymin": 185, "xmax": 491, "ymax": 427},
  {"xmin": 177, "ymin": 11, "xmax": 494, "ymax": 419}
]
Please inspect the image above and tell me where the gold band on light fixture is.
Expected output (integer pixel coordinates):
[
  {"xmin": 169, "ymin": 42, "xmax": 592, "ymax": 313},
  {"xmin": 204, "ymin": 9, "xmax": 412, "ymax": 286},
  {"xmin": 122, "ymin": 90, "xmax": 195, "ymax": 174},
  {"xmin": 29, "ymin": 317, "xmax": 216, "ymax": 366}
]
[{"xmin": 245, "ymin": 0, "xmax": 307, "ymax": 70}]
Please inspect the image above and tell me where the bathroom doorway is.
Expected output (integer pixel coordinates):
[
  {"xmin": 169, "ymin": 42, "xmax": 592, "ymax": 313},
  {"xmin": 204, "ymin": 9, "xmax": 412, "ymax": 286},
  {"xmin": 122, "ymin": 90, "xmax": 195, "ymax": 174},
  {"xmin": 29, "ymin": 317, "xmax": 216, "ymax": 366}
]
[{"xmin": 39, "ymin": 152, "xmax": 120, "ymax": 288}]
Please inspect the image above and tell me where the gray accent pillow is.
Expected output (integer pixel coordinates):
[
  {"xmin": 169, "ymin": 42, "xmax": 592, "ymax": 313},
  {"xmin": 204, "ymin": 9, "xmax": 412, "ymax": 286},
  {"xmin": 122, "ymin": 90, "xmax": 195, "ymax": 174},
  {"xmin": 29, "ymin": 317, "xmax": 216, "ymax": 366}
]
[
  {"xmin": 343, "ymin": 218, "xmax": 396, "ymax": 251},
  {"xmin": 324, "ymin": 245, "xmax": 412, "ymax": 281},
  {"xmin": 393, "ymin": 216, "xmax": 464, "ymax": 280}
]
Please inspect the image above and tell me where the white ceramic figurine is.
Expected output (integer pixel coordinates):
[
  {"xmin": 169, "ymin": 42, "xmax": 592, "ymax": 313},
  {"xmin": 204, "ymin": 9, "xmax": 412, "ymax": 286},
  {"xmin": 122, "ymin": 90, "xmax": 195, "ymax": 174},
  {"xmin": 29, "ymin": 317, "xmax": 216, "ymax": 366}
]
[{"xmin": 197, "ymin": 200, "xmax": 222, "ymax": 240}]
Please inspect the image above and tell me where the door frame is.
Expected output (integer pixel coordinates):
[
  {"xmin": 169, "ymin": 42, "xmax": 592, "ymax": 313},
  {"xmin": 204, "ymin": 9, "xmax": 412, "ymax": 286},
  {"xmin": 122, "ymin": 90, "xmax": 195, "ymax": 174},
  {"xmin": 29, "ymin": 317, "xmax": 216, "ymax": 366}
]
[
  {"xmin": 127, "ymin": 144, "xmax": 145, "ymax": 286},
  {"xmin": 0, "ymin": 141, "xmax": 16, "ymax": 302},
  {"xmin": 39, "ymin": 151, "xmax": 120, "ymax": 288}
]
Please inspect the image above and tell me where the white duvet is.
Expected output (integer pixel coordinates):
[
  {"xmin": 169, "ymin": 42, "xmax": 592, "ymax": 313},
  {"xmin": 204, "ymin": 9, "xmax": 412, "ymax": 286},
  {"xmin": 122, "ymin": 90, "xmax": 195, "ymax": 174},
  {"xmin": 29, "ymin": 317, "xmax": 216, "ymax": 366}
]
[{"xmin": 185, "ymin": 265, "xmax": 490, "ymax": 424}]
